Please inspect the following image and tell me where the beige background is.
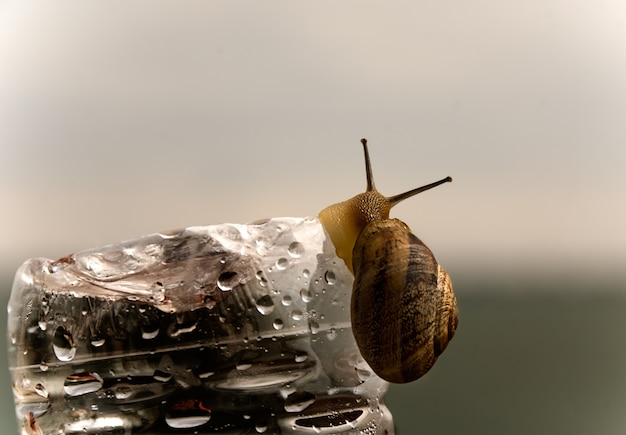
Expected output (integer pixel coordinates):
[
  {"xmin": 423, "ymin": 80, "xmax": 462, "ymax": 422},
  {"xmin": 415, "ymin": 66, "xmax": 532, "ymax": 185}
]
[{"xmin": 1, "ymin": 1, "xmax": 625, "ymax": 434}]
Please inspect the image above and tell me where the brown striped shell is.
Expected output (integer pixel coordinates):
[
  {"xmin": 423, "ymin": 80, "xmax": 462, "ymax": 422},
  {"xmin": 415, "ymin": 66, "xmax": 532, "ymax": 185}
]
[
  {"xmin": 319, "ymin": 139, "xmax": 458, "ymax": 384},
  {"xmin": 351, "ymin": 219, "xmax": 458, "ymax": 383}
]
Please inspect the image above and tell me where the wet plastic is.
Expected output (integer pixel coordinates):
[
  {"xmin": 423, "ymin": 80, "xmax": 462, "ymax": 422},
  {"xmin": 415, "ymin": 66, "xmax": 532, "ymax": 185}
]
[{"xmin": 7, "ymin": 217, "xmax": 393, "ymax": 434}]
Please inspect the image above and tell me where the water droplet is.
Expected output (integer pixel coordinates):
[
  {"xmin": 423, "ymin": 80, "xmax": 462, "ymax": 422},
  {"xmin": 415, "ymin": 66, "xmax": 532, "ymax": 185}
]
[
  {"xmin": 280, "ymin": 385, "xmax": 296, "ymax": 399},
  {"xmin": 39, "ymin": 363, "xmax": 49, "ymax": 372},
  {"xmin": 236, "ymin": 361, "xmax": 253, "ymax": 371},
  {"xmin": 294, "ymin": 352, "xmax": 308, "ymax": 363},
  {"xmin": 299, "ymin": 289, "xmax": 313, "ymax": 303},
  {"xmin": 53, "ymin": 326, "xmax": 76, "ymax": 362},
  {"xmin": 310, "ymin": 321, "xmax": 320, "ymax": 334},
  {"xmin": 276, "ymin": 257, "xmax": 289, "ymax": 270},
  {"xmin": 141, "ymin": 326, "xmax": 159, "ymax": 340},
  {"xmin": 255, "ymin": 270, "xmax": 269, "ymax": 288},
  {"xmin": 114, "ymin": 385, "xmax": 133, "ymax": 400},
  {"xmin": 34, "ymin": 383, "xmax": 48, "ymax": 398},
  {"xmin": 217, "ymin": 271, "xmax": 239, "ymax": 291},
  {"xmin": 291, "ymin": 310, "xmax": 303, "ymax": 321},
  {"xmin": 324, "ymin": 270, "xmax": 336, "ymax": 285},
  {"xmin": 272, "ymin": 319, "xmax": 284, "ymax": 330},
  {"xmin": 281, "ymin": 295, "xmax": 293, "ymax": 306},
  {"xmin": 284, "ymin": 391, "xmax": 316, "ymax": 413},
  {"xmin": 302, "ymin": 269, "xmax": 311, "ymax": 278},
  {"xmin": 90, "ymin": 337, "xmax": 106, "ymax": 347},
  {"xmin": 326, "ymin": 328, "xmax": 337, "ymax": 341},
  {"xmin": 357, "ymin": 369, "xmax": 372, "ymax": 383},
  {"xmin": 255, "ymin": 295, "xmax": 275, "ymax": 315},
  {"xmin": 287, "ymin": 241, "xmax": 304, "ymax": 258},
  {"xmin": 63, "ymin": 372, "xmax": 103, "ymax": 397},
  {"xmin": 38, "ymin": 320, "xmax": 47, "ymax": 331},
  {"xmin": 165, "ymin": 399, "xmax": 211, "ymax": 429},
  {"xmin": 153, "ymin": 369, "xmax": 172, "ymax": 382},
  {"xmin": 255, "ymin": 420, "xmax": 269, "ymax": 433}
]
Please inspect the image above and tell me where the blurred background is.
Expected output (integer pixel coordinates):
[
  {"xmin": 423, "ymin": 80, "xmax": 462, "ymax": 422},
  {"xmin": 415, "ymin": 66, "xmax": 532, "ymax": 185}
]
[{"xmin": 0, "ymin": 1, "xmax": 625, "ymax": 434}]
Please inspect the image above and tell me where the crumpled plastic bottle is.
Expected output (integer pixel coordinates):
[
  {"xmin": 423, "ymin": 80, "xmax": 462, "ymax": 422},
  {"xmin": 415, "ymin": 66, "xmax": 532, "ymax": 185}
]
[{"xmin": 8, "ymin": 217, "xmax": 394, "ymax": 434}]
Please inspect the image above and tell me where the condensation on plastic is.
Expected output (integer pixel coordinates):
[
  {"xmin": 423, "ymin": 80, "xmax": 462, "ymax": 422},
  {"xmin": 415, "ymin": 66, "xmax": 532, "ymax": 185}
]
[{"xmin": 8, "ymin": 217, "xmax": 393, "ymax": 434}]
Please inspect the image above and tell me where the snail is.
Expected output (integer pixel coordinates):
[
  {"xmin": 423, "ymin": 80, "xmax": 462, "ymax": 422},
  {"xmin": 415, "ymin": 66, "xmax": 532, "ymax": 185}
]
[
  {"xmin": 319, "ymin": 139, "xmax": 458, "ymax": 384},
  {"xmin": 7, "ymin": 138, "xmax": 456, "ymax": 435}
]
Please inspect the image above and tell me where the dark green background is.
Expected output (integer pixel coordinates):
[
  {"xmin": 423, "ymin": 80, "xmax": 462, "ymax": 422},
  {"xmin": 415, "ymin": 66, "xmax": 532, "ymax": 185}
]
[
  {"xmin": 388, "ymin": 280, "xmax": 626, "ymax": 434},
  {"xmin": 2, "ymin": 275, "xmax": 625, "ymax": 434}
]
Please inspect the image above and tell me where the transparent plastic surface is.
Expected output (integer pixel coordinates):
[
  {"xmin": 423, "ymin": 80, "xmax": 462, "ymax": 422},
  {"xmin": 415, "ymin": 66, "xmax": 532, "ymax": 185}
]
[{"xmin": 8, "ymin": 217, "xmax": 393, "ymax": 434}]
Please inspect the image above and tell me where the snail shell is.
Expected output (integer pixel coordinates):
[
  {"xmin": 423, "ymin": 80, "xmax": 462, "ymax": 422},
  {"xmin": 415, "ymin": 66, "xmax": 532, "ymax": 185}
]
[{"xmin": 319, "ymin": 139, "xmax": 458, "ymax": 384}]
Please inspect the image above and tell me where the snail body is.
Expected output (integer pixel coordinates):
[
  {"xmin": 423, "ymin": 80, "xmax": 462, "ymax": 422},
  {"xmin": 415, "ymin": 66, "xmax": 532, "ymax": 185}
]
[{"xmin": 319, "ymin": 139, "xmax": 458, "ymax": 384}]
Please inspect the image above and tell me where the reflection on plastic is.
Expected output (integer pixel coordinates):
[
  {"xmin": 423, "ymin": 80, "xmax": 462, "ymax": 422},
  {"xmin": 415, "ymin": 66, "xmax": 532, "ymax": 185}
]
[{"xmin": 8, "ymin": 217, "xmax": 393, "ymax": 434}]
